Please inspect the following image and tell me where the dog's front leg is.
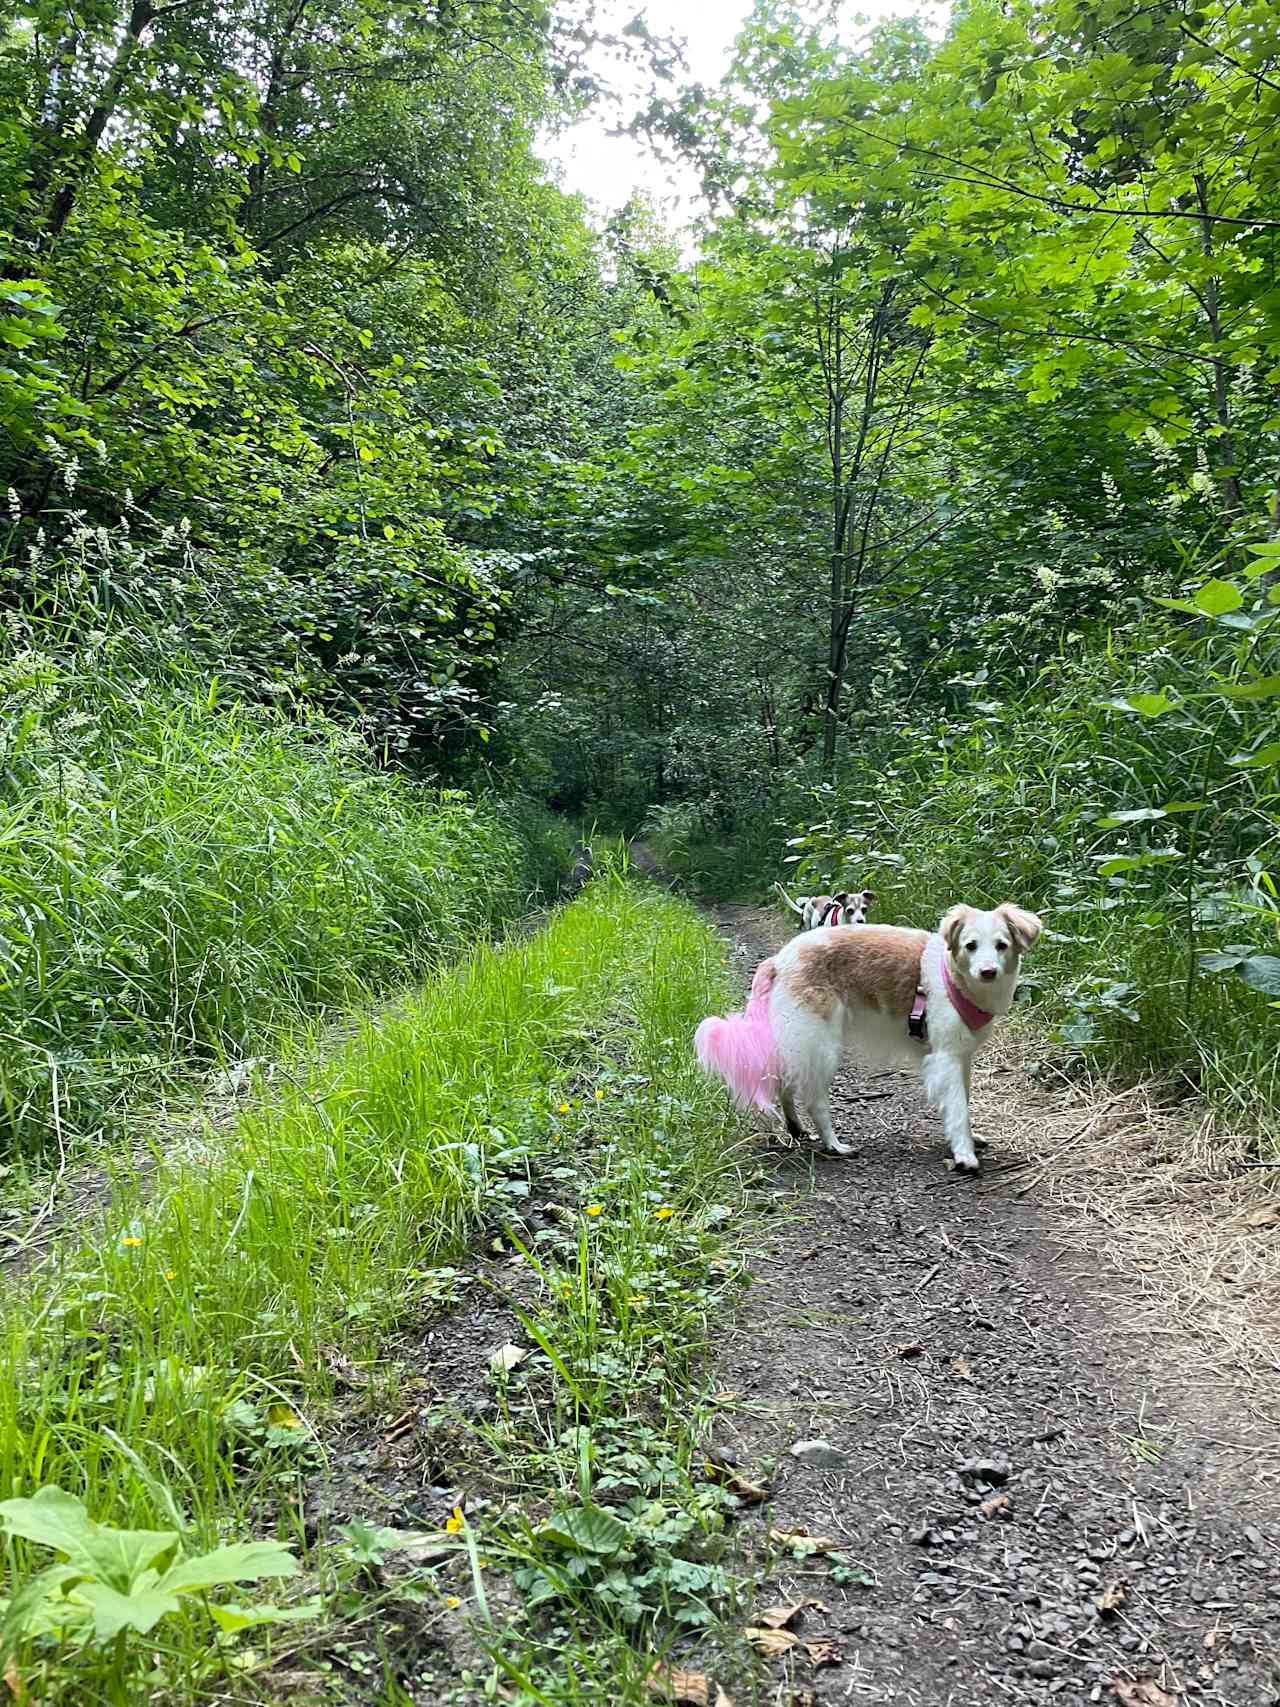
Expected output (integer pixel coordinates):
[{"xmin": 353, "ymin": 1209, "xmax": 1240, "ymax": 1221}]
[{"xmin": 931, "ymin": 1053, "xmax": 979, "ymax": 1174}]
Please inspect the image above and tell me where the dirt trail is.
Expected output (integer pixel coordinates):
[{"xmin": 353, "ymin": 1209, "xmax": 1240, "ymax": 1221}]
[{"xmin": 702, "ymin": 900, "xmax": 1280, "ymax": 1707}]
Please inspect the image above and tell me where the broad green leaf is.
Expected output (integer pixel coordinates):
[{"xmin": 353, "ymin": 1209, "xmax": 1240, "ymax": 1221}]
[
  {"xmin": 1217, "ymin": 676, "xmax": 1280, "ymax": 701},
  {"xmin": 1096, "ymin": 808, "xmax": 1166, "ymax": 826},
  {"xmin": 207, "ymin": 1597, "xmax": 321, "ymax": 1634},
  {"xmin": 74, "ymin": 1580, "xmax": 181, "ymax": 1640},
  {"xmin": 158, "ymin": 1540, "xmax": 299, "ymax": 1596},
  {"xmin": 1197, "ymin": 951, "xmax": 1247, "ymax": 972},
  {"xmin": 1192, "ymin": 579, "xmax": 1243, "ymax": 616},
  {"xmin": 0, "ymin": 1488, "xmax": 98, "ymax": 1564},
  {"xmin": 1098, "ymin": 851, "xmax": 1180, "ymax": 876},
  {"xmin": 0, "ymin": 1488, "xmax": 176, "ymax": 1585},
  {"xmin": 1124, "ymin": 693, "xmax": 1176, "ymax": 718},
  {"xmin": 1237, "ymin": 956, "xmax": 1280, "ymax": 997},
  {"xmin": 0, "ymin": 1563, "xmax": 85, "ymax": 1645},
  {"xmin": 539, "ymin": 1506, "xmax": 630, "ymax": 1557},
  {"xmin": 1228, "ymin": 744, "xmax": 1280, "ymax": 769}
]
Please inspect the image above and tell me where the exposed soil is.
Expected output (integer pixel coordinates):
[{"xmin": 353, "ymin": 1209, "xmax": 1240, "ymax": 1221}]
[{"xmin": 699, "ymin": 900, "xmax": 1280, "ymax": 1707}]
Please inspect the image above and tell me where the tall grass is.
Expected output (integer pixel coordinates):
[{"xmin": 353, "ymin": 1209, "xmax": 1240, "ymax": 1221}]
[
  {"xmin": 0, "ymin": 876, "xmax": 740, "ymax": 1701},
  {"xmin": 0, "ymin": 632, "xmax": 569, "ymax": 1160}
]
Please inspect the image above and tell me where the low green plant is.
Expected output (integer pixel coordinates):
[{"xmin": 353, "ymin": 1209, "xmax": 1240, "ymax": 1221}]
[{"xmin": 0, "ymin": 1486, "xmax": 313, "ymax": 1703}]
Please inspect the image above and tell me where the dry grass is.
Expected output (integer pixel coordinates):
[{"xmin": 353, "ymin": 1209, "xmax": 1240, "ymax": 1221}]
[{"xmin": 976, "ymin": 1023, "xmax": 1280, "ymax": 1411}]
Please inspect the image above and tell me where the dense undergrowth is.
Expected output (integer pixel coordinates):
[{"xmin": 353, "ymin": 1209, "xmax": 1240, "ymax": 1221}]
[
  {"xmin": 646, "ymin": 581, "xmax": 1280, "ymax": 1151},
  {"xmin": 0, "ymin": 876, "xmax": 746, "ymax": 1703},
  {"xmin": 0, "ymin": 621, "xmax": 572, "ymax": 1164}
]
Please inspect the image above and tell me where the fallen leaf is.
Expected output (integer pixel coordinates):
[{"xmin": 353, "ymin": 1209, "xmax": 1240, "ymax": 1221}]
[
  {"xmin": 769, "ymin": 1526, "xmax": 838, "ymax": 1555},
  {"xmin": 645, "ymin": 1665, "xmax": 710, "ymax": 1705},
  {"xmin": 804, "ymin": 1640, "xmax": 842, "ymax": 1668},
  {"xmin": 952, "ymin": 1357, "xmax": 973, "ymax": 1381},
  {"xmin": 381, "ymin": 1530, "xmax": 455, "ymax": 1567},
  {"xmin": 702, "ymin": 1457, "xmax": 768, "ymax": 1502},
  {"xmin": 1202, "ymin": 1630, "xmax": 1217, "ymax": 1650},
  {"xmin": 4, "ymin": 1654, "xmax": 26, "ymax": 1704},
  {"xmin": 1243, "ymin": 1202, "xmax": 1280, "ymax": 1229},
  {"xmin": 1097, "ymin": 1579, "xmax": 1128, "ymax": 1614},
  {"xmin": 1111, "ymin": 1679, "xmax": 1178, "ymax": 1707},
  {"xmin": 893, "ymin": 1341, "xmax": 925, "ymax": 1360},
  {"xmin": 489, "ymin": 1343, "xmax": 529, "ymax": 1373},
  {"xmin": 757, "ymin": 1598, "xmax": 827, "ymax": 1629},
  {"xmin": 756, "ymin": 1603, "xmax": 806, "ymax": 1630},
  {"xmin": 745, "ymin": 1628, "xmax": 799, "ymax": 1658},
  {"xmin": 980, "ymin": 1493, "xmax": 1012, "ymax": 1520}
]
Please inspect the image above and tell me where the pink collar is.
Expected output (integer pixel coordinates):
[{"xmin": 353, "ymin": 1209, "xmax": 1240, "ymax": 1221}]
[{"xmin": 938, "ymin": 937, "xmax": 994, "ymax": 1032}]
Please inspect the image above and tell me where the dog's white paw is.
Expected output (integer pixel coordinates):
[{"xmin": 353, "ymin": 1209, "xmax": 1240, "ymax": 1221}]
[
  {"xmin": 952, "ymin": 1153, "xmax": 980, "ymax": 1175},
  {"xmin": 823, "ymin": 1137, "xmax": 855, "ymax": 1158}
]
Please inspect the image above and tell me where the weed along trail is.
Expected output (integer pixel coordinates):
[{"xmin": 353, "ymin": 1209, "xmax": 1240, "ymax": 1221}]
[{"xmin": 682, "ymin": 900, "xmax": 1280, "ymax": 1707}]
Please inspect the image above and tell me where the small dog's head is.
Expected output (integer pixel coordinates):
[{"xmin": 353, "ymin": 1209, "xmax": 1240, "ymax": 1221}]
[
  {"xmin": 844, "ymin": 888, "xmax": 875, "ymax": 926},
  {"xmin": 939, "ymin": 902, "xmax": 1042, "ymax": 986},
  {"xmin": 814, "ymin": 887, "xmax": 875, "ymax": 927}
]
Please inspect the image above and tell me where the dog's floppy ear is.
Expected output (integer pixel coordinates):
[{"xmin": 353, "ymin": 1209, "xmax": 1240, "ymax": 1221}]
[
  {"xmin": 833, "ymin": 890, "xmax": 851, "ymax": 905},
  {"xmin": 938, "ymin": 904, "xmax": 971, "ymax": 954},
  {"xmin": 859, "ymin": 889, "xmax": 875, "ymax": 906},
  {"xmin": 997, "ymin": 903, "xmax": 1043, "ymax": 952}
]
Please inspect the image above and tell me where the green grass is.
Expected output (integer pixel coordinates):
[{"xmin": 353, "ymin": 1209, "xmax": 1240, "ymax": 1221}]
[
  {"xmin": 0, "ymin": 873, "xmax": 749, "ymax": 1703},
  {"xmin": 0, "ymin": 634, "xmax": 572, "ymax": 1162}
]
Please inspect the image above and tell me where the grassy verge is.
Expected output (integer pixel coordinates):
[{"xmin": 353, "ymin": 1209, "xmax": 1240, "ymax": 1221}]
[
  {"xmin": 0, "ymin": 633, "xmax": 572, "ymax": 1162},
  {"xmin": 0, "ymin": 873, "xmax": 750, "ymax": 1703}
]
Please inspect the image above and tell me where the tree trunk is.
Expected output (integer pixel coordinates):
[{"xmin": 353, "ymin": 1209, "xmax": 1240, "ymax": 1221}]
[{"xmin": 1191, "ymin": 172, "xmax": 1243, "ymax": 522}]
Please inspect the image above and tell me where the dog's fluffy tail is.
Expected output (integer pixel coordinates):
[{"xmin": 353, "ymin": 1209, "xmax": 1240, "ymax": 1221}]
[{"xmin": 694, "ymin": 959, "xmax": 779, "ymax": 1114}]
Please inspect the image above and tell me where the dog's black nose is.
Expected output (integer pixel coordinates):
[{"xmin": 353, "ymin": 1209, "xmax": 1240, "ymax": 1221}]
[{"xmin": 980, "ymin": 968, "xmax": 998, "ymax": 981}]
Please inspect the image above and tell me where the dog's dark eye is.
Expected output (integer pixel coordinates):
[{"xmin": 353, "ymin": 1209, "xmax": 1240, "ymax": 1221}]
[
  {"xmin": 964, "ymin": 940, "xmax": 978, "ymax": 953},
  {"xmin": 996, "ymin": 940, "xmax": 1009, "ymax": 952}
]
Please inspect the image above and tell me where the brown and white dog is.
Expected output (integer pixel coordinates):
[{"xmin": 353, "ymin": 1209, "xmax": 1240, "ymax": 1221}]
[
  {"xmin": 775, "ymin": 882, "xmax": 875, "ymax": 932},
  {"xmin": 695, "ymin": 902, "xmax": 1042, "ymax": 1173}
]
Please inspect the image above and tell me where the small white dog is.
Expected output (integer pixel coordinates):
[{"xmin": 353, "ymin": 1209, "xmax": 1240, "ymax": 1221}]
[
  {"xmin": 695, "ymin": 902, "xmax": 1042, "ymax": 1174},
  {"xmin": 775, "ymin": 882, "xmax": 875, "ymax": 931}
]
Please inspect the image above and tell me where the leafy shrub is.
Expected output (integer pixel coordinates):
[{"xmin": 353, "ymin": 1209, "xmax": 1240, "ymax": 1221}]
[{"xmin": 777, "ymin": 564, "xmax": 1280, "ymax": 1141}]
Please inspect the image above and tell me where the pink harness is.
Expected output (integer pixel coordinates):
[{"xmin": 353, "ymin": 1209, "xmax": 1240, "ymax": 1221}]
[{"xmin": 909, "ymin": 935, "xmax": 993, "ymax": 1040}]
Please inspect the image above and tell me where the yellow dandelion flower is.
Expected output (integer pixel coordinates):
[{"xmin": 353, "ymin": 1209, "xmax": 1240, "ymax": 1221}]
[
  {"xmin": 653, "ymin": 1205, "xmax": 674, "ymax": 1220},
  {"xmin": 445, "ymin": 1506, "xmax": 465, "ymax": 1533},
  {"xmin": 628, "ymin": 1296, "xmax": 649, "ymax": 1306},
  {"xmin": 558, "ymin": 1101, "xmax": 571, "ymax": 1114},
  {"xmin": 585, "ymin": 1204, "xmax": 603, "ymax": 1217},
  {"xmin": 164, "ymin": 1269, "xmax": 176, "ymax": 1280},
  {"xmin": 120, "ymin": 1235, "xmax": 143, "ymax": 1247},
  {"xmin": 594, "ymin": 1089, "xmax": 605, "ymax": 1101},
  {"xmin": 445, "ymin": 1595, "xmax": 462, "ymax": 1609}
]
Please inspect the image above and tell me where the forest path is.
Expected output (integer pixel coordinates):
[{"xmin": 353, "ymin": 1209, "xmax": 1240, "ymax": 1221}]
[{"xmin": 676, "ymin": 885, "xmax": 1280, "ymax": 1707}]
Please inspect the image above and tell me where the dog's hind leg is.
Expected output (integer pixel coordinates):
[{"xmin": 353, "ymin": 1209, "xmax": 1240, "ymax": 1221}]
[
  {"xmin": 798, "ymin": 1029, "xmax": 849, "ymax": 1157},
  {"xmin": 779, "ymin": 1081, "xmax": 806, "ymax": 1141}
]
